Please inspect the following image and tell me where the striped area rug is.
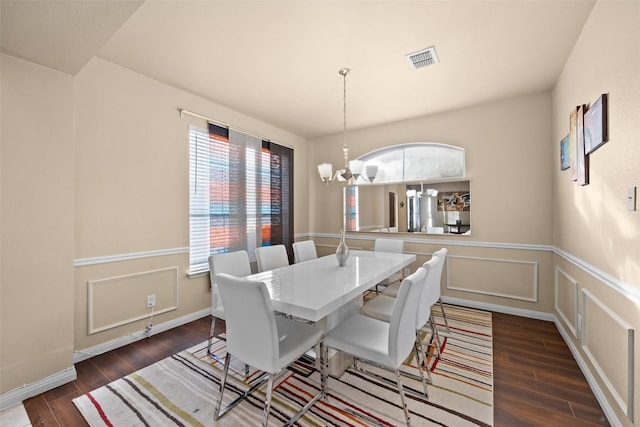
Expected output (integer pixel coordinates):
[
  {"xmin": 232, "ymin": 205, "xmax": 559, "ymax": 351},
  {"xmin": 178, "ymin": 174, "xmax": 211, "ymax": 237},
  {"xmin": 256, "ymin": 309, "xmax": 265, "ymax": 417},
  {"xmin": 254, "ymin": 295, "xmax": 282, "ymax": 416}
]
[{"xmin": 73, "ymin": 304, "xmax": 492, "ymax": 426}]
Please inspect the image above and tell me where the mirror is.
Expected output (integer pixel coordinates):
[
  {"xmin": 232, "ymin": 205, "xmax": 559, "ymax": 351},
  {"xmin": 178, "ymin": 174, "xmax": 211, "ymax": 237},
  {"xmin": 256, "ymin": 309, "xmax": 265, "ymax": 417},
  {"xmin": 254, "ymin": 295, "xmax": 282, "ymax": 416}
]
[
  {"xmin": 346, "ymin": 180, "xmax": 471, "ymax": 235},
  {"xmin": 343, "ymin": 142, "xmax": 469, "ymax": 235}
]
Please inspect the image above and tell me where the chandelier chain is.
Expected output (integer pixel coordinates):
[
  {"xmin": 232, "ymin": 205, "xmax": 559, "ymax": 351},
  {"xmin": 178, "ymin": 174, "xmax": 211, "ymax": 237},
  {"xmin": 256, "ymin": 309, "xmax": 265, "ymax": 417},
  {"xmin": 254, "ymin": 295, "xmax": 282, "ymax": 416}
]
[
  {"xmin": 340, "ymin": 68, "xmax": 350, "ymax": 169},
  {"xmin": 343, "ymin": 69, "xmax": 347, "ymax": 150}
]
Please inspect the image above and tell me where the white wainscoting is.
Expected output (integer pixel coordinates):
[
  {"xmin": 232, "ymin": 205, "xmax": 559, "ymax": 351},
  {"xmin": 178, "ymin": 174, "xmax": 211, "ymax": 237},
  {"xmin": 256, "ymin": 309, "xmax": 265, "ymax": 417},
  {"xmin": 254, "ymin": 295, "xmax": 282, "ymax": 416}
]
[
  {"xmin": 581, "ymin": 289, "xmax": 635, "ymax": 422},
  {"xmin": 445, "ymin": 255, "xmax": 539, "ymax": 302},
  {"xmin": 88, "ymin": 267, "xmax": 179, "ymax": 334},
  {"xmin": 555, "ymin": 266, "xmax": 579, "ymax": 338}
]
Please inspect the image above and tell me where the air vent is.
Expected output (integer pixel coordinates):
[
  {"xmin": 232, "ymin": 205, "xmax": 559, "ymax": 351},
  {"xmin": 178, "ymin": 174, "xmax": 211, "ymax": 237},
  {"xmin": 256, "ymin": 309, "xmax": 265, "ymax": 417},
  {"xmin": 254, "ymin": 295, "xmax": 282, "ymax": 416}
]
[{"xmin": 405, "ymin": 46, "xmax": 439, "ymax": 69}]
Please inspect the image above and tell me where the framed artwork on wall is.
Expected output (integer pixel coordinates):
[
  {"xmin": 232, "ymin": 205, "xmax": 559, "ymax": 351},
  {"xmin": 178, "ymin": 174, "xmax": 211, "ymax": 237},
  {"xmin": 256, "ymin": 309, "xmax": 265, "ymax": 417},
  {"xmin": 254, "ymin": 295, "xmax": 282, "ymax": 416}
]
[
  {"xmin": 569, "ymin": 108, "xmax": 577, "ymax": 180},
  {"xmin": 576, "ymin": 104, "xmax": 588, "ymax": 186},
  {"xmin": 560, "ymin": 134, "xmax": 570, "ymax": 170},
  {"xmin": 584, "ymin": 93, "xmax": 608, "ymax": 155}
]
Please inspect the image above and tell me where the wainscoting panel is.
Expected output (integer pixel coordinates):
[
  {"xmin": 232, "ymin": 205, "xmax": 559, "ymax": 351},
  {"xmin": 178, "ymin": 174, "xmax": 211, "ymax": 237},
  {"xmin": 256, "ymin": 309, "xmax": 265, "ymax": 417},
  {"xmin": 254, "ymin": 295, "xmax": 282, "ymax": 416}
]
[
  {"xmin": 446, "ymin": 255, "xmax": 538, "ymax": 302},
  {"xmin": 581, "ymin": 289, "xmax": 635, "ymax": 421},
  {"xmin": 88, "ymin": 267, "xmax": 179, "ymax": 334},
  {"xmin": 555, "ymin": 266, "xmax": 579, "ymax": 338}
]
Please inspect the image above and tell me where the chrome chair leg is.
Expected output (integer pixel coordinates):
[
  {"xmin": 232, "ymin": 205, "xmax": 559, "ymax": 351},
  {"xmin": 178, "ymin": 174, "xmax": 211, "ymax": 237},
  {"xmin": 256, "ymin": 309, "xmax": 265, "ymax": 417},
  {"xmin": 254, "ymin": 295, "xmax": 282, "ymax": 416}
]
[
  {"xmin": 429, "ymin": 312, "xmax": 442, "ymax": 358},
  {"xmin": 261, "ymin": 374, "xmax": 275, "ymax": 427},
  {"xmin": 207, "ymin": 316, "xmax": 217, "ymax": 355},
  {"xmin": 394, "ymin": 369, "xmax": 412, "ymax": 427},
  {"xmin": 213, "ymin": 352, "xmax": 231, "ymax": 421},
  {"xmin": 415, "ymin": 331, "xmax": 433, "ymax": 386},
  {"xmin": 412, "ymin": 340, "xmax": 430, "ymax": 398},
  {"xmin": 438, "ymin": 299, "xmax": 450, "ymax": 332}
]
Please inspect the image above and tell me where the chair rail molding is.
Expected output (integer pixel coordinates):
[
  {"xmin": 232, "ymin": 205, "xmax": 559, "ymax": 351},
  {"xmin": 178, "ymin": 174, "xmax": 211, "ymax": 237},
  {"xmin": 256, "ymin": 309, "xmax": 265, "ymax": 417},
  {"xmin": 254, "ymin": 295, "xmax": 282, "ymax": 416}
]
[
  {"xmin": 300, "ymin": 233, "xmax": 639, "ymax": 305},
  {"xmin": 74, "ymin": 247, "xmax": 188, "ymax": 267}
]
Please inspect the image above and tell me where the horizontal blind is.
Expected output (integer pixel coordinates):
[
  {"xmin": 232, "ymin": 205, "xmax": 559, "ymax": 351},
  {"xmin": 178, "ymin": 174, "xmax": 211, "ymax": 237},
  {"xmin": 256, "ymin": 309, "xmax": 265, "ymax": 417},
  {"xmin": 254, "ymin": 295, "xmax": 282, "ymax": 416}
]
[
  {"xmin": 189, "ymin": 125, "xmax": 212, "ymax": 273},
  {"xmin": 188, "ymin": 124, "xmax": 293, "ymax": 273}
]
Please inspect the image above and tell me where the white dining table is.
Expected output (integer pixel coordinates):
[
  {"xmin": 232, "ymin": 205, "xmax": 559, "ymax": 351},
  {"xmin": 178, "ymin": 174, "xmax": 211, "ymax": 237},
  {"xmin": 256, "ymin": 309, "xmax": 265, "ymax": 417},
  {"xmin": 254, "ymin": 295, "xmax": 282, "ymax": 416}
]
[
  {"xmin": 245, "ymin": 249, "xmax": 416, "ymax": 374},
  {"xmin": 246, "ymin": 249, "xmax": 416, "ymax": 322}
]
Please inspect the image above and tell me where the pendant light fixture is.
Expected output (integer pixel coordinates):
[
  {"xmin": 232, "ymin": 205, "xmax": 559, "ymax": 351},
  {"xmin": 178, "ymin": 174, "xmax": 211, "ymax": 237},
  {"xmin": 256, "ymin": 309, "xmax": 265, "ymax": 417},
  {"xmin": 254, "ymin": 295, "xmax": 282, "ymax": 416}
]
[{"xmin": 317, "ymin": 68, "xmax": 377, "ymax": 185}]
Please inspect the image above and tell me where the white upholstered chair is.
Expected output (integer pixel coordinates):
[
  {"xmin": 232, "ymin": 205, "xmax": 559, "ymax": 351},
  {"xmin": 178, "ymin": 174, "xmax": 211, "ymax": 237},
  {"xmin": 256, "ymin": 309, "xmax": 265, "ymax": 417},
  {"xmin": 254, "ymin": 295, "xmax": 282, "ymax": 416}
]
[
  {"xmin": 213, "ymin": 273, "xmax": 326, "ymax": 426},
  {"xmin": 360, "ymin": 254, "xmax": 441, "ymax": 369},
  {"xmin": 207, "ymin": 250, "xmax": 252, "ymax": 357},
  {"xmin": 373, "ymin": 238, "xmax": 404, "ymax": 293},
  {"xmin": 428, "ymin": 248, "xmax": 450, "ymax": 332},
  {"xmin": 292, "ymin": 240, "xmax": 318, "ymax": 263},
  {"xmin": 381, "ymin": 248, "xmax": 450, "ymax": 333},
  {"xmin": 255, "ymin": 244, "xmax": 290, "ymax": 272},
  {"xmin": 323, "ymin": 268, "xmax": 429, "ymax": 425}
]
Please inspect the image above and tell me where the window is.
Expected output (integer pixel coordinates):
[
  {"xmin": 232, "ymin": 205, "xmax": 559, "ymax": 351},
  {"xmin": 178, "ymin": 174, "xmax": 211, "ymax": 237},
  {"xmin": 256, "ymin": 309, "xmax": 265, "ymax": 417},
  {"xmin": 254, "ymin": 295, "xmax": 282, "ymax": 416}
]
[
  {"xmin": 189, "ymin": 124, "xmax": 293, "ymax": 274},
  {"xmin": 355, "ymin": 142, "xmax": 465, "ymax": 184}
]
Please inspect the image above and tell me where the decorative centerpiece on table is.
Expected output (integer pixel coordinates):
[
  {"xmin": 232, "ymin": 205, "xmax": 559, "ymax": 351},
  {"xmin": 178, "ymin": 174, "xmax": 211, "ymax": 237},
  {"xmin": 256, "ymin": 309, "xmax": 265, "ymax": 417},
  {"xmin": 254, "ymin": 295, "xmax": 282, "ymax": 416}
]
[{"xmin": 336, "ymin": 229, "xmax": 350, "ymax": 267}]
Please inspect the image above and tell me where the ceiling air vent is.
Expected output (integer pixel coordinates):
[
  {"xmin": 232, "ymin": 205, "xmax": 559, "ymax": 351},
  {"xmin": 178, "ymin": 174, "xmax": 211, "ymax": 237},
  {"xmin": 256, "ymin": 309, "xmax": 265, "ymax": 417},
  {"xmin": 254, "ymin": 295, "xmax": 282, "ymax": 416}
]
[{"xmin": 405, "ymin": 46, "xmax": 439, "ymax": 69}]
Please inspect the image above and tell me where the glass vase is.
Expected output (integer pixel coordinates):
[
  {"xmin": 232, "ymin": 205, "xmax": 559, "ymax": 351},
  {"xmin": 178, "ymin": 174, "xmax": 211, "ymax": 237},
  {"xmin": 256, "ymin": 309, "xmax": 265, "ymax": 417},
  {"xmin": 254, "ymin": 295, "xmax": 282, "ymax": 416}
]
[{"xmin": 336, "ymin": 229, "xmax": 350, "ymax": 267}]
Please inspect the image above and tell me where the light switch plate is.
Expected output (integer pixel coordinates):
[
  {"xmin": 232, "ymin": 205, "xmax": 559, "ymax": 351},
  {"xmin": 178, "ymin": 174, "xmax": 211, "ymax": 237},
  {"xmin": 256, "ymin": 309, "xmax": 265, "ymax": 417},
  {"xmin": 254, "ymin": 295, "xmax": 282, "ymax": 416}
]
[{"xmin": 627, "ymin": 186, "xmax": 637, "ymax": 211}]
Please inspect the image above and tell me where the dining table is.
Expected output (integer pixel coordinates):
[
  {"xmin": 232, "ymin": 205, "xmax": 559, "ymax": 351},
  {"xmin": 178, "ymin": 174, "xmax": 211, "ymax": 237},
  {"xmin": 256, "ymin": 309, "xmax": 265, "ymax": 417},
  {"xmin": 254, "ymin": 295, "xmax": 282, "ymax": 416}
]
[{"xmin": 245, "ymin": 249, "xmax": 417, "ymax": 375}]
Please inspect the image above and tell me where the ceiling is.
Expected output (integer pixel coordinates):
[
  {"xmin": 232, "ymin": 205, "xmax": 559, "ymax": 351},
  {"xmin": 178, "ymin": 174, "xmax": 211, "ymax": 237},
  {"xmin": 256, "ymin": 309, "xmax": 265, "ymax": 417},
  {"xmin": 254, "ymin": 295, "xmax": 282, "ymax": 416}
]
[{"xmin": 1, "ymin": 0, "xmax": 595, "ymax": 138}]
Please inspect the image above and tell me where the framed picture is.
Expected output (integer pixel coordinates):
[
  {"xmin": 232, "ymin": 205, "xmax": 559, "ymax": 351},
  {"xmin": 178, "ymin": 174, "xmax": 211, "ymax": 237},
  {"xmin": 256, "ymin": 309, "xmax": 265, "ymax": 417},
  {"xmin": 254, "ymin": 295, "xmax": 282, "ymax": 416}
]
[
  {"xmin": 576, "ymin": 104, "xmax": 588, "ymax": 185},
  {"xmin": 569, "ymin": 108, "xmax": 577, "ymax": 180},
  {"xmin": 584, "ymin": 93, "xmax": 608, "ymax": 155},
  {"xmin": 560, "ymin": 134, "xmax": 570, "ymax": 170}
]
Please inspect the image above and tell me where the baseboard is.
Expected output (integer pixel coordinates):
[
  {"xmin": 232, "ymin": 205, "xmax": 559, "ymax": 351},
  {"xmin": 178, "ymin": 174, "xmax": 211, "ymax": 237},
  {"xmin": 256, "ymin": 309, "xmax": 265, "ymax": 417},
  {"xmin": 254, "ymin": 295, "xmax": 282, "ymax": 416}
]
[
  {"xmin": 554, "ymin": 318, "xmax": 621, "ymax": 427},
  {"xmin": 73, "ymin": 308, "xmax": 211, "ymax": 364},
  {"xmin": 441, "ymin": 296, "xmax": 555, "ymax": 321},
  {"xmin": 0, "ymin": 367, "xmax": 77, "ymax": 412},
  {"xmin": 443, "ymin": 295, "xmax": 619, "ymax": 427}
]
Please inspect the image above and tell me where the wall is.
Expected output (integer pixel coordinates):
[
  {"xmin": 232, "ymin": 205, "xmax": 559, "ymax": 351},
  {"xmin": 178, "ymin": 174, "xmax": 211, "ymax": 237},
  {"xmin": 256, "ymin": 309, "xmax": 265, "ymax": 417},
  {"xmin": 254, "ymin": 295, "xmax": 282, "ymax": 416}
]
[
  {"xmin": 73, "ymin": 57, "xmax": 308, "ymax": 352},
  {"xmin": 551, "ymin": 2, "xmax": 639, "ymax": 425},
  {"xmin": 309, "ymin": 92, "xmax": 556, "ymax": 313},
  {"xmin": 1, "ymin": 55, "xmax": 75, "ymax": 398},
  {"xmin": 0, "ymin": 54, "xmax": 308, "ymax": 406}
]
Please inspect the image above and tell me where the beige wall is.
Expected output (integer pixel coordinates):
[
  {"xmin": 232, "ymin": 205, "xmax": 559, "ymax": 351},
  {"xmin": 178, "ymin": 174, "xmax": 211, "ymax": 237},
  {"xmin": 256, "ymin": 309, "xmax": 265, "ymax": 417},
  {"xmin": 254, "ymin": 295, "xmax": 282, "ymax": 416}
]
[
  {"xmin": 551, "ymin": 2, "xmax": 639, "ymax": 424},
  {"xmin": 1, "ymin": 54, "xmax": 75, "ymax": 394},
  {"xmin": 1, "ymin": 4, "xmax": 638, "ymax": 424},
  {"xmin": 0, "ymin": 55, "xmax": 308, "ymax": 400},
  {"xmin": 72, "ymin": 57, "xmax": 308, "ymax": 351},
  {"xmin": 309, "ymin": 92, "xmax": 556, "ymax": 314},
  {"xmin": 309, "ymin": 92, "xmax": 553, "ymax": 244}
]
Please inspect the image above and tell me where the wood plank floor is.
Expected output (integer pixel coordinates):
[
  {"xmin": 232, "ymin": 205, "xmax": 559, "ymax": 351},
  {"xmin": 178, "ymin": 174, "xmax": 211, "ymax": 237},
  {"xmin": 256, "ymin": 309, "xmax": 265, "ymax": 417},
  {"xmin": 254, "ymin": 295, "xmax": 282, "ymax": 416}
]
[{"xmin": 22, "ymin": 311, "xmax": 610, "ymax": 426}]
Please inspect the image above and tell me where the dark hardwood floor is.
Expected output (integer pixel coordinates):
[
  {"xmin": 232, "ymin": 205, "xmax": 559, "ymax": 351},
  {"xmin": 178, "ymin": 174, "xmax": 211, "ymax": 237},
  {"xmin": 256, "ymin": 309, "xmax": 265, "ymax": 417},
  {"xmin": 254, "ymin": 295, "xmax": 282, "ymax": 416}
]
[{"xmin": 23, "ymin": 311, "xmax": 609, "ymax": 426}]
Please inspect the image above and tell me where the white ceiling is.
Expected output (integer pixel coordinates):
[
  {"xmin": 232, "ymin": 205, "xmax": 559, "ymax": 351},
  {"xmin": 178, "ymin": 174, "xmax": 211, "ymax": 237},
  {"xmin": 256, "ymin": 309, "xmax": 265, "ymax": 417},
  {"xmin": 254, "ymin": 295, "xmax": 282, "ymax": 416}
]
[{"xmin": 1, "ymin": 0, "xmax": 595, "ymax": 138}]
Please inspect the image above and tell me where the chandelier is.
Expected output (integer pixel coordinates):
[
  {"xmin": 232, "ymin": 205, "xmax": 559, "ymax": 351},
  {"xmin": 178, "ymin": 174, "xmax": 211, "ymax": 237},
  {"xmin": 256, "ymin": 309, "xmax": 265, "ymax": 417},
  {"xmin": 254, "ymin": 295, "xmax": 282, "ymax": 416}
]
[{"xmin": 317, "ymin": 68, "xmax": 378, "ymax": 185}]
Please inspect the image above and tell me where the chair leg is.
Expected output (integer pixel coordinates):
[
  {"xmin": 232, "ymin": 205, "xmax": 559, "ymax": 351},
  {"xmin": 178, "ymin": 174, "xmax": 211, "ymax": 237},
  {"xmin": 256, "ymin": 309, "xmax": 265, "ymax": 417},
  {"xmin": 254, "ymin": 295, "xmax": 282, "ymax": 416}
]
[
  {"xmin": 207, "ymin": 316, "xmax": 217, "ymax": 355},
  {"xmin": 394, "ymin": 369, "xmax": 412, "ymax": 426},
  {"xmin": 438, "ymin": 298, "xmax": 450, "ymax": 332},
  {"xmin": 213, "ymin": 352, "xmax": 231, "ymax": 421},
  {"xmin": 285, "ymin": 343, "xmax": 328, "ymax": 426},
  {"xmin": 415, "ymin": 331, "xmax": 432, "ymax": 386},
  {"xmin": 429, "ymin": 312, "xmax": 442, "ymax": 358},
  {"xmin": 261, "ymin": 374, "xmax": 275, "ymax": 427},
  {"xmin": 412, "ymin": 340, "xmax": 430, "ymax": 399}
]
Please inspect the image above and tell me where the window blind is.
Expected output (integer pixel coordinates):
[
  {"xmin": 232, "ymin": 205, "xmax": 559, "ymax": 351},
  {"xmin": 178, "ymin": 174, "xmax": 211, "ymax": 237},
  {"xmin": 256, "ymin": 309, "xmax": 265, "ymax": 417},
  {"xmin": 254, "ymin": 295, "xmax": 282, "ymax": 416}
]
[{"xmin": 189, "ymin": 124, "xmax": 293, "ymax": 274}]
